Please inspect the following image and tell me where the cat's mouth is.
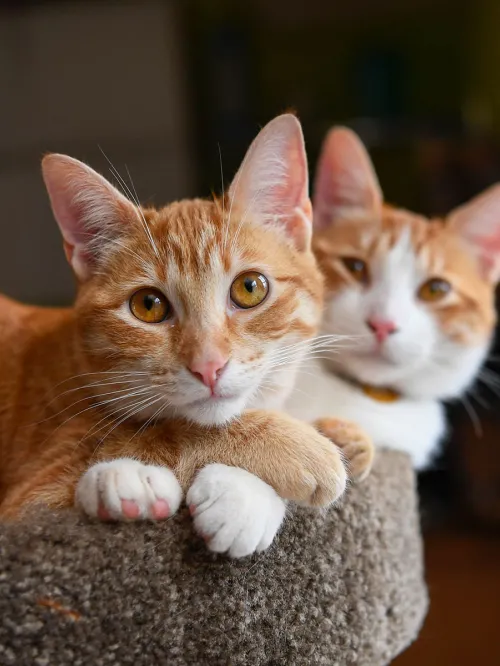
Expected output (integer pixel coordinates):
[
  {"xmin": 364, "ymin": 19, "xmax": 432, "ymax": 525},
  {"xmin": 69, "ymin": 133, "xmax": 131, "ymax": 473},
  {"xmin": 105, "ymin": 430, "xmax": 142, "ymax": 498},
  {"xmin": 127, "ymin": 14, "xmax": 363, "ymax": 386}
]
[{"xmin": 189, "ymin": 392, "xmax": 239, "ymax": 406}]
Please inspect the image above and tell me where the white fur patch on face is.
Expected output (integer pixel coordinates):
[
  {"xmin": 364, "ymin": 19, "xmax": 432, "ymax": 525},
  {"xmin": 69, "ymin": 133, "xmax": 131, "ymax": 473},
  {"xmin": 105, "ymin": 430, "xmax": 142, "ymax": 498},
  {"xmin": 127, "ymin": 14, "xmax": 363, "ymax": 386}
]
[{"xmin": 322, "ymin": 230, "xmax": 491, "ymax": 399}]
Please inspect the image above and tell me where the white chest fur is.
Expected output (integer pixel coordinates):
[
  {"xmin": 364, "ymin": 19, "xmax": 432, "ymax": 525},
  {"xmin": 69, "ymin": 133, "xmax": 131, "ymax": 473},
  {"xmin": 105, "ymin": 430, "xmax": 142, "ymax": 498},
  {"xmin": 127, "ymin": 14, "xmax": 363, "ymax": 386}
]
[{"xmin": 285, "ymin": 359, "xmax": 446, "ymax": 470}]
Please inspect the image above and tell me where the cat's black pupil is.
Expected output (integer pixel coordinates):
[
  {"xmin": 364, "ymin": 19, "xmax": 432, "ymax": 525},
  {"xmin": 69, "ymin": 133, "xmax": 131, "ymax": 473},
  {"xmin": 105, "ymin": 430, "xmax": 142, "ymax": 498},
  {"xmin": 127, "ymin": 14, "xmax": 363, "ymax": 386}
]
[
  {"xmin": 346, "ymin": 259, "xmax": 363, "ymax": 272},
  {"xmin": 143, "ymin": 294, "xmax": 158, "ymax": 311},
  {"xmin": 431, "ymin": 281, "xmax": 445, "ymax": 293},
  {"xmin": 244, "ymin": 278, "xmax": 257, "ymax": 293}
]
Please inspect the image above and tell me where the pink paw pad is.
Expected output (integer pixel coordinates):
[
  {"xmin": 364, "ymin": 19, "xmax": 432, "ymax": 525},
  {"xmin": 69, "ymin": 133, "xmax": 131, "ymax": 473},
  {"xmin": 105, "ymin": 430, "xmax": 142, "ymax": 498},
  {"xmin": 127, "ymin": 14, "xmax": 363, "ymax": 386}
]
[
  {"xmin": 97, "ymin": 504, "xmax": 112, "ymax": 521},
  {"xmin": 188, "ymin": 504, "xmax": 196, "ymax": 516},
  {"xmin": 121, "ymin": 499, "xmax": 140, "ymax": 519},
  {"xmin": 151, "ymin": 499, "xmax": 170, "ymax": 520}
]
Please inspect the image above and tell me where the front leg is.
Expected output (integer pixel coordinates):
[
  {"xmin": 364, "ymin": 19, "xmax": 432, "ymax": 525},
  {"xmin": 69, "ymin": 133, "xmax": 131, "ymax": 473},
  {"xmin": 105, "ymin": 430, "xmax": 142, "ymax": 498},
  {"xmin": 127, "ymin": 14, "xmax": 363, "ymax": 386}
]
[
  {"xmin": 175, "ymin": 410, "xmax": 348, "ymax": 507},
  {"xmin": 178, "ymin": 411, "xmax": 348, "ymax": 557},
  {"xmin": 37, "ymin": 411, "xmax": 347, "ymax": 511}
]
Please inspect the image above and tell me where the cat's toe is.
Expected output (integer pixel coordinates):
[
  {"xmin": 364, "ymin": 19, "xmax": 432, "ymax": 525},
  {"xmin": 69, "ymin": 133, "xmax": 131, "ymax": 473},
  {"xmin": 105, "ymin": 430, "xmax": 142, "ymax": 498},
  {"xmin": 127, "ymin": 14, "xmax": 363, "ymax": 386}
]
[
  {"xmin": 186, "ymin": 464, "xmax": 286, "ymax": 558},
  {"xmin": 140, "ymin": 464, "xmax": 183, "ymax": 518},
  {"xmin": 75, "ymin": 458, "xmax": 182, "ymax": 521},
  {"xmin": 314, "ymin": 417, "xmax": 375, "ymax": 481}
]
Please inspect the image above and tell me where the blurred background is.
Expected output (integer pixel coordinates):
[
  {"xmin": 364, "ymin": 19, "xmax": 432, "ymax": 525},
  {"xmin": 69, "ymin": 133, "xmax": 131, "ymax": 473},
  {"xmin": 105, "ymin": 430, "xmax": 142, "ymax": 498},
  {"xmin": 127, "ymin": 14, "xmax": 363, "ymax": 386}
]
[{"xmin": 1, "ymin": 0, "xmax": 499, "ymax": 662}]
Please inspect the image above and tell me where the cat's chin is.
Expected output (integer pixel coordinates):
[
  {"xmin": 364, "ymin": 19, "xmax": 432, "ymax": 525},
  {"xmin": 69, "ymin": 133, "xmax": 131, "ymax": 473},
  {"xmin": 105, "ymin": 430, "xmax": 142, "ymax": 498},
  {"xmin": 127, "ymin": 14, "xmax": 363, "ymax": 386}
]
[
  {"xmin": 325, "ymin": 352, "xmax": 418, "ymax": 388},
  {"xmin": 177, "ymin": 394, "xmax": 249, "ymax": 427}
]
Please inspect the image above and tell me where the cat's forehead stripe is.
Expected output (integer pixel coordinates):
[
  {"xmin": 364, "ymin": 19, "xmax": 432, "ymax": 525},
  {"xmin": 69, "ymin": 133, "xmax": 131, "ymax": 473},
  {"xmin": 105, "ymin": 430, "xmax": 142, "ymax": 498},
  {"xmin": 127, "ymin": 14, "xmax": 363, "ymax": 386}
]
[{"xmin": 102, "ymin": 197, "xmax": 322, "ymax": 345}]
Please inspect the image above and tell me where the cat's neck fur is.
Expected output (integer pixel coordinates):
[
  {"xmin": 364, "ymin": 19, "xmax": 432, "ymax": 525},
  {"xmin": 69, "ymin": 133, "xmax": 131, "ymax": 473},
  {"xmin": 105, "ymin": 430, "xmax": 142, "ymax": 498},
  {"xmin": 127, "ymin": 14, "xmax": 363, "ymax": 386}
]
[{"xmin": 285, "ymin": 357, "xmax": 445, "ymax": 470}]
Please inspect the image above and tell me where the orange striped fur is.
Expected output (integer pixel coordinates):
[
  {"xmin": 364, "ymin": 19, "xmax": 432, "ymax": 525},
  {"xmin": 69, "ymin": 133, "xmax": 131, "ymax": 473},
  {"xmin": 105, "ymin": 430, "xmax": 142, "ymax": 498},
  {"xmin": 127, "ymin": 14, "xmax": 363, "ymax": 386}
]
[{"xmin": 0, "ymin": 115, "xmax": 355, "ymax": 519}]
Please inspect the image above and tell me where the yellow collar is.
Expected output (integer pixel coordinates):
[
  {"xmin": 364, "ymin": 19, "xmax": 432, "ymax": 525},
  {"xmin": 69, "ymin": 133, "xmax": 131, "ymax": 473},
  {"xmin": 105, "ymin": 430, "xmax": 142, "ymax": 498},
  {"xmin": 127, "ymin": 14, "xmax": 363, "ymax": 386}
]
[
  {"xmin": 360, "ymin": 383, "xmax": 401, "ymax": 403},
  {"xmin": 335, "ymin": 371, "xmax": 402, "ymax": 402}
]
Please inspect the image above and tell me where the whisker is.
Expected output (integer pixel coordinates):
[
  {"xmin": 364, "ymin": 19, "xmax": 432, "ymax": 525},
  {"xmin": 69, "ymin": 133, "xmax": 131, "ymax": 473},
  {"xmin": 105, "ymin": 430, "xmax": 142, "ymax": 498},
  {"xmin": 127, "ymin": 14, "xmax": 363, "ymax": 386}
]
[
  {"xmin": 477, "ymin": 375, "xmax": 500, "ymax": 399},
  {"xmin": 230, "ymin": 186, "xmax": 264, "ymax": 255},
  {"xmin": 98, "ymin": 147, "xmax": 161, "ymax": 261},
  {"xmin": 124, "ymin": 164, "xmax": 163, "ymax": 261},
  {"xmin": 469, "ymin": 389, "xmax": 490, "ymax": 410},
  {"xmin": 224, "ymin": 142, "xmax": 252, "ymax": 252},
  {"xmin": 78, "ymin": 230, "xmax": 150, "ymax": 269},
  {"xmin": 47, "ymin": 376, "xmax": 146, "ymax": 407},
  {"xmin": 265, "ymin": 351, "xmax": 342, "ymax": 370},
  {"xmin": 270, "ymin": 334, "xmax": 358, "ymax": 360},
  {"xmin": 50, "ymin": 369, "xmax": 149, "ymax": 391},
  {"xmin": 71, "ymin": 391, "xmax": 159, "ymax": 451},
  {"xmin": 33, "ymin": 384, "xmax": 152, "ymax": 427},
  {"xmin": 461, "ymin": 396, "xmax": 483, "ymax": 437},
  {"xmin": 94, "ymin": 394, "xmax": 164, "ymax": 453},
  {"xmin": 40, "ymin": 386, "xmax": 154, "ymax": 444},
  {"xmin": 128, "ymin": 399, "xmax": 170, "ymax": 443},
  {"xmin": 217, "ymin": 142, "xmax": 230, "ymax": 255}
]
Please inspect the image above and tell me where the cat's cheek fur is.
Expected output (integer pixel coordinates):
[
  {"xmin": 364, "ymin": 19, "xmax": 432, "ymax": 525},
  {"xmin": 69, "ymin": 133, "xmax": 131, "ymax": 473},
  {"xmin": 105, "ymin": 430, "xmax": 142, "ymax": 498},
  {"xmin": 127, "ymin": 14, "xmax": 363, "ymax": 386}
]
[
  {"xmin": 392, "ymin": 340, "xmax": 491, "ymax": 401},
  {"xmin": 75, "ymin": 459, "xmax": 183, "ymax": 521},
  {"xmin": 187, "ymin": 464, "xmax": 287, "ymax": 558}
]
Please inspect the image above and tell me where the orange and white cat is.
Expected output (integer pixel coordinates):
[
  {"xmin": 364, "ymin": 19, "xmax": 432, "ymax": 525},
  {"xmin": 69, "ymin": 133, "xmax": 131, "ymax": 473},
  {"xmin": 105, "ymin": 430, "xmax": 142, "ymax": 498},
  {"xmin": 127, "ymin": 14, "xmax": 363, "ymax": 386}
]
[
  {"xmin": 0, "ymin": 115, "xmax": 370, "ymax": 557},
  {"xmin": 287, "ymin": 127, "xmax": 500, "ymax": 470}
]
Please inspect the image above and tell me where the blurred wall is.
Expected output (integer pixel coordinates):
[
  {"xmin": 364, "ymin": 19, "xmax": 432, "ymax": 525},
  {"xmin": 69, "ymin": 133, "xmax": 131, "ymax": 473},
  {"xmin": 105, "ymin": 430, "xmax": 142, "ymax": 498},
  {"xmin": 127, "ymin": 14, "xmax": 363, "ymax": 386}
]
[{"xmin": 0, "ymin": 0, "xmax": 195, "ymax": 306}]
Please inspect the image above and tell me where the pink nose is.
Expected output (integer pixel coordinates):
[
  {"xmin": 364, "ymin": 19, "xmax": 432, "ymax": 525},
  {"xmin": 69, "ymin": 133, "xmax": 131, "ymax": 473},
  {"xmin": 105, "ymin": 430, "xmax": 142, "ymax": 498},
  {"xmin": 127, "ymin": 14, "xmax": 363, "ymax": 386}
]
[
  {"xmin": 188, "ymin": 357, "xmax": 228, "ymax": 390},
  {"xmin": 366, "ymin": 318, "xmax": 398, "ymax": 344}
]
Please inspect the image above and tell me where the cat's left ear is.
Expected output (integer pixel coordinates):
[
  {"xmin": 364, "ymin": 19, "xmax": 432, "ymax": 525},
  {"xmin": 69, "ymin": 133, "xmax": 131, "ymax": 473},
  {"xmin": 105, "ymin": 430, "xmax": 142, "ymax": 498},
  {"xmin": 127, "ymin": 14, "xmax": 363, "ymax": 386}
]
[
  {"xmin": 448, "ymin": 184, "xmax": 500, "ymax": 282},
  {"xmin": 313, "ymin": 127, "xmax": 383, "ymax": 229},
  {"xmin": 227, "ymin": 114, "xmax": 312, "ymax": 251},
  {"xmin": 42, "ymin": 154, "xmax": 141, "ymax": 281}
]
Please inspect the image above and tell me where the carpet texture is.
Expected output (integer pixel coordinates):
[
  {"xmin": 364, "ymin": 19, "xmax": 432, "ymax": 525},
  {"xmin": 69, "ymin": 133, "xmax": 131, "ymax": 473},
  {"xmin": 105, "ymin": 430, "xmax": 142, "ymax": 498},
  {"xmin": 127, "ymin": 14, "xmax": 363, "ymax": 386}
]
[{"xmin": 0, "ymin": 450, "xmax": 427, "ymax": 665}]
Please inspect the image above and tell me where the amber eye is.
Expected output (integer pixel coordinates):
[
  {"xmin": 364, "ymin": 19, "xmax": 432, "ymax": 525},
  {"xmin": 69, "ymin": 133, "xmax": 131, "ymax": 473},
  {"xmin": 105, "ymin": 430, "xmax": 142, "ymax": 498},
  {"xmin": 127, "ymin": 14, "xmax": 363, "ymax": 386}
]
[
  {"xmin": 230, "ymin": 272, "xmax": 269, "ymax": 309},
  {"xmin": 342, "ymin": 257, "xmax": 369, "ymax": 284},
  {"xmin": 418, "ymin": 278, "xmax": 452, "ymax": 302},
  {"xmin": 130, "ymin": 288, "xmax": 171, "ymax": 323}
]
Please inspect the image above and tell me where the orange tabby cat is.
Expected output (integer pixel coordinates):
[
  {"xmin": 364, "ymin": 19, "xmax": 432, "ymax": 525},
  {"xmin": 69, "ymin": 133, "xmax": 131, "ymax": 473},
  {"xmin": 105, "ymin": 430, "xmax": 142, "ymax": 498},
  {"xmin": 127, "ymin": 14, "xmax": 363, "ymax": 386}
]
[
  {"xmin": 288, "ymin": 126, "xmax": 500, "ymax": 472},
  {"xmin": 0, "ymin": 115, "xmax": 370, "ymax": 557}
]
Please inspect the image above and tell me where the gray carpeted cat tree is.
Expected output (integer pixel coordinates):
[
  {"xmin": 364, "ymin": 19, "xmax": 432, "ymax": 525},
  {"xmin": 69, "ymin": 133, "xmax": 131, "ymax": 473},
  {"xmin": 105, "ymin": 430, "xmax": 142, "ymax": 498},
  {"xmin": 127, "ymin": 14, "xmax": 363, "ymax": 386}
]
[{"xmin": 0, "ymin": 451, "xmax": 427, "ymax": 665}]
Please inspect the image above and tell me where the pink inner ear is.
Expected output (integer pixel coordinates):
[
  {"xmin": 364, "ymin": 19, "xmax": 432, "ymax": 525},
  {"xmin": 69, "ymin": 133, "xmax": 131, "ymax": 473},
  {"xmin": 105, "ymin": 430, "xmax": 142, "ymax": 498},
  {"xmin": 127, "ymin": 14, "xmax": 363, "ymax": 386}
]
[
  {"xmin": 43, "ymin": 157, "xmax": 102, "ymax": 247},
  {"xmin": 272, "ymin": 133, "xmax": 312, "ymax": 249},
  {"xmin": 313, "ymin": 127, "xmax": 382, "ymax": 228},
  {"xmin": 475, "ymin": 232, "xmax": 500, "ymax": 255},
  {"xmin": 42, "ymin": 154, "xmax": 139, "ymax": 280},
  {"xmin": 467, "ymin": 232, "xmax": 500, "ymax": 281},
  {"xmin": 44, "ymin": 157, "xmax": 133, "ymax": 246},
  {"xmin": 282, "ymin": 135, "xmax": 309, "ymax": 211},
  {"xmin": 448, "ymin": 183, "xmax": 500, "ymax": 282},
  {"xmin": 228, "ymin": 114, "xmax": 312, "ymax": 249}
]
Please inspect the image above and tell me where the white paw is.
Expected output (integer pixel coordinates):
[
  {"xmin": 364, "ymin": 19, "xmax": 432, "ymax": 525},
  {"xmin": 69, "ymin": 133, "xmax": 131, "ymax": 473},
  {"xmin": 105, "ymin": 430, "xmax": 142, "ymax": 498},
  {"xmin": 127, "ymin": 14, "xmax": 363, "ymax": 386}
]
[
  {"xmin": 75, "ymin": 458, "xmax": 183, "ymax": 521},
  {"xmin": 186, "ymin": 464, "xmax": 286, "ymax": 558}
]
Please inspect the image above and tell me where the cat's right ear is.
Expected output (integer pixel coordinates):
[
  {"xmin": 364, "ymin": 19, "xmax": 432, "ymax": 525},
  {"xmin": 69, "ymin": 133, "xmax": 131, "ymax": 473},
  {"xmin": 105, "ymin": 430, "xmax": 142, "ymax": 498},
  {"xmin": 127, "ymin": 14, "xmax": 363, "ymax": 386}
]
[
  {"xmin": 227, "ymin": 114, "xmax": 312, "ymax": 251},
  {"xmin": 313, "ymin": 127, "xmax": 382, "ymax": 228},
  {"xmin": 42, "ymin": 154, "xmax": 140, "ymax": 281}
]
